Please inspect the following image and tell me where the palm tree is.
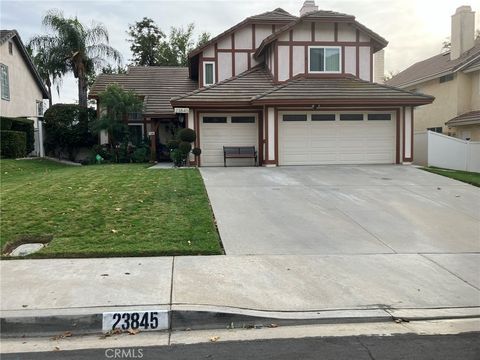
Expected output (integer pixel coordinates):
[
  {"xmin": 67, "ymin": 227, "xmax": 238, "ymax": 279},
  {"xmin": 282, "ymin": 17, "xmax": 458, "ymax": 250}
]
[
  {"xmin": 27, "ymin": 42, "xmax": 65, "ymax": 107},
  {"xmin": 30, "ymin": 9, "xmax": 122, "ymax": 107}
]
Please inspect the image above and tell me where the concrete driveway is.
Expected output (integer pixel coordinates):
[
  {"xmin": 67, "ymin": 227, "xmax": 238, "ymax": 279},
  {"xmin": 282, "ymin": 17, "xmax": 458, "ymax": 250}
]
[{"xmin": 200, "ymin": 165, "xmax": 480, "ymax": 255}]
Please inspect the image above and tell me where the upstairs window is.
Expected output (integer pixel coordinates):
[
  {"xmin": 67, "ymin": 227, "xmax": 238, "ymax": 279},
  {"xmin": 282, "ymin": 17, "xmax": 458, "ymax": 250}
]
[
  {"xmin": 309, "ymin": 46, "xmax": 341, "ymax": 73},
  {"xmin": 0, "ymin": 64, "xmax": 9, "ymax": 100},
  {"xmin": 203, "ymin": 62, "xmax": 215, "ymax": 86}
]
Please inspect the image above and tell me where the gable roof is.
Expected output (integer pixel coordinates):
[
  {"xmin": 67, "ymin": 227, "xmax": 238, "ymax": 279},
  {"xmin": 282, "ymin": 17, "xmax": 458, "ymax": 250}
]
[
  {"xmin": 254, "ymin": 9, "xmax": 388, "ymax": 59},
  {"xmin": 188, "ymin": 8, "xmax": 297, "ymax": 59},
  {"xmin": 171, "ymin": 65, "xmax": 433, "ymax": 107},
  {"xmin": 0, "ymin": 30, "xmax": 49, "ymax": 99},
  {"xmin": 89, "ymin": 66, "xmax": 197, "ymax": 116},
  {"xmin": 386, "ymin": 41, "xmax": 480, "ymax": 88}
]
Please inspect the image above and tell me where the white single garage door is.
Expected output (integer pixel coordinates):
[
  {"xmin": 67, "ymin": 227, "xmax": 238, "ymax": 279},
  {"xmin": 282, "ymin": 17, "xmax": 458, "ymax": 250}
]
[
  {"xmin": 279, "ymin": 111, "xmax": 396, "ymax": 165},
  {"xmin": 200, "ymin": 114, "xmax": 258, "ymax": 166}
]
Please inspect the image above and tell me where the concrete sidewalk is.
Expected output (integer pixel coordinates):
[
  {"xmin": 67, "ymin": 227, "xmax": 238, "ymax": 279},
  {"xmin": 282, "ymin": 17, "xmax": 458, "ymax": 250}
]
[{"xmin": 1, "ymin": 254, "xmax": 479, "ymax": 335}]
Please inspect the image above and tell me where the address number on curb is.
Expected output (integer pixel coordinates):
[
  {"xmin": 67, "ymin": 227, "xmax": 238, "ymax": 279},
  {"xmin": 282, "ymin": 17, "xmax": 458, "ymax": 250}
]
[{"xmin": 102, "ymin": 310, "xmax": 168, "ymax": 332}]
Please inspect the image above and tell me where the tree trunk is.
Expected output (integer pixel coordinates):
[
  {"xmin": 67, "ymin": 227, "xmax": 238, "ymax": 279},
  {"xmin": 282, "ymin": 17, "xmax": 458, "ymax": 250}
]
[
  {"xmin": 47, "ymin": 84, "xmax": 52, "ymax": 108},
  {"xmin": 77, "ymin": 62, "xmax": 88, "ymax": 108}
]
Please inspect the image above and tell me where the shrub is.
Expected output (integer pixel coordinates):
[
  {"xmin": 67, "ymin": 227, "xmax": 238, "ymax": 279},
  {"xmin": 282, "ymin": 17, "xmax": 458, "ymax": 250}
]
[
  {"xmin": 178, "ymin": 141, "xmax": 192, "ymax": 154},
  {"xmin": 192, "ymin": 147, "xmax": 202, "ymax": 156},
  {"xmin": 178, "ymin": 128, "xmax": 196, "ymax": 143},
  {"xmin": 170, "ymin": 149, "xmax": 185, "ymax": 167},
  {"xmin": 132, "ymin": 146, "xmax": 149, "ymax": 163},
  {"xmin": 0, "ymin": 117, "xmax": 34, "ymax": 154},
  {"xmin": 0, "ymin": 130, "xmax": 26, "ymax": 158},
  {"xmin": 166, "ymin": 139, "xmax": 180, "ymax": 150},
  {"xmin": 43, "ymin": 104, "xmax": 96, "ymax": 160}
]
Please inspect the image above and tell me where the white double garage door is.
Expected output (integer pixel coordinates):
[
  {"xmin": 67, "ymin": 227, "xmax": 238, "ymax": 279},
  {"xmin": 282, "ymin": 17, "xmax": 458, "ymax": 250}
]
[{"xmin": 200, "ymin": 111, "xmax": 396, "ymax": 166}]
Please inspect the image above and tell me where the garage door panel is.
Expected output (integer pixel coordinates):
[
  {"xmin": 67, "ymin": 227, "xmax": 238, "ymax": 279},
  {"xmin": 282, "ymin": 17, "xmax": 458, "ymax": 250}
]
[
  {"xmin": 279, "ymin": 112, "xmax": 395, "ymax": 165},
  {"xmin": 200, "ymin": 117, "xmax": 258, "ymax": 166}
]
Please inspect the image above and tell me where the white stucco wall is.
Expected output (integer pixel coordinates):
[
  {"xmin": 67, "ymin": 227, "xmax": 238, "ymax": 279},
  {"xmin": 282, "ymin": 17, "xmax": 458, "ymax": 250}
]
[
  {"xmin": 359, "ymin": 46, "xmax": 371, "ymax": 81},
  {"xmin": 292, "ymin": 46, "xmax": 305, "ymax": 76},
  {"xmin": 277, "ymin": 45, "xmax": 289, "ymax": 81},
  {"xmin": 337, "ymin": 23, "xmax": 356, "ymax": 41},
  {"xmin": 315, "ymin": 23, "xmax": 334, "ymax": 41},
  {"xmin": 203, "ymin": 45, "xmax": 215, "ymax": 58},
  {"xmin": 293, "ymin": 22, "xmax": 311, "ymax": 41},
  {"xmin": 234, "ymin": 52, "xmax": 248, "ymax": 76},
  {"xmin": 217, "ymin": 52, "xmax": 232, "ymax": 81},
  {"xmin": 217, "ymin": 36, "xmax": 232, "ymax": 49},
  {"xmin": 267, "ymin": 107, "xmax": 275, "ymax": 161},
  {"xmin": 235, "ymin": 26, "xmax": 252, "ymax": 49},
  {"xmin": 0, "ymin": 38, "xmax": 44, "ymax": 121},
  {"xmin": 344, "ymin": 46, "xmax": 356, "ymax": 75},
  {"xmin": 255, "ymin": 25, "xmax": 273, "ymax": 47}
]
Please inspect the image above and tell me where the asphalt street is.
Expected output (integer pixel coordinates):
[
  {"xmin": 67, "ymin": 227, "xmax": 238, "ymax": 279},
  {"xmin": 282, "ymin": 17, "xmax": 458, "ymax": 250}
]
[{"xmin": 3, "ymin": 332, "xmax": 480, "ymax": 360}]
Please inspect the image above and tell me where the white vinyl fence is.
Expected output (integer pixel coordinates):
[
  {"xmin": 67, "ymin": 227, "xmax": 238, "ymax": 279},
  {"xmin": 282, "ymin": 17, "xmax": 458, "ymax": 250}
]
[{"xmin": 414, "ymin": 131, "xmax": 480, "ymax": 172}]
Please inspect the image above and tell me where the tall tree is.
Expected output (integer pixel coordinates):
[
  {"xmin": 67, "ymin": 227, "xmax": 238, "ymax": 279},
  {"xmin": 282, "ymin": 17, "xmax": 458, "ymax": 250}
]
[
  {"xmin": 127, "ymin": 17, "xmax": 165, "ymax": 66},
  {"xmin": 26, "ymin": 41, "xmax": 66, "ymax": 107},
  {"xmin": 30, "ymin": 9, "xmax": 122, "ymax": 107},
  {"xmin": 197, "ymin": 32, "xmax": 211, "ymax": 48}
]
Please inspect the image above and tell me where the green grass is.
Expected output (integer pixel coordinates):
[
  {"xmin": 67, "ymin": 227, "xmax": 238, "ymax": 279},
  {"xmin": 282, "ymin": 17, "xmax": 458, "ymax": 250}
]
[
  {"xmin": 0, "ymin": 159, "xmax": 222, "ymax": 258},
  {"xmin": 422, "ymin": 167, "xmax": 480, "ymax": 187}
]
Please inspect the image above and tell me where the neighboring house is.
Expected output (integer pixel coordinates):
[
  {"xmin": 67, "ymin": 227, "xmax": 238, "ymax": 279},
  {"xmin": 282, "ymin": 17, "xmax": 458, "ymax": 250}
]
[
  {"xmin": 0, "ymin": 29, "xmax": 49, "ymax": 156},
  {"xmin": 91, "ymin": 1, "xmax": 433, "ymax": 166},
  {"xmin": 387, "ymin": 6, "xmax": 480, "ymax": 141}
]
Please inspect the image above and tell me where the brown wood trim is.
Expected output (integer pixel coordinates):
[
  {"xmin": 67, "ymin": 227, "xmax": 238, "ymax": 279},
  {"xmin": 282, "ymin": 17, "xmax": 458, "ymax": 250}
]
[
  {"xmin": 277, "ymin": 40, "xmax": 372, "ymax": 46},
  {"xmin": 195, "ymin": 110, "xmax": 201, "ymax": 166},
  {"xmin": 252, "ymin": 98, "xmax": 433, "ymax": 106},
  {"xmin": 252, "ymin": 24, "xmax": 256, "ymax": 49},
  {"xmin": 274, "ymin": 106, "xmax": 279, "ymax": 165},
  {"xmin": 272, "ymin": 24, "xmax": 275, "ymax": 33},
  {"xmin": 401, "ymin": 106, "xmax": 405, "ymax": 162},
  {"xmin": 311, "ymin": 22, "xmax": 315, "ymax": 41},
  {"xmin": 247, "ymin": 51, "xmax": 251, "ymax": 70},
  {"xmin": 334, "ymin": 23, "xmax": 338, "ymax": 42},
  {"xmin": 304, "ymin": 45, "xmax": 308, "ymax": 74},
  {"xmin": 143, "ymin": 116, "xmax": 147, "ymax": 138},
  {"xmin": 262, "ymin": 160, "xmax": 277, "ymax": 165},
  {"xmin": 274, "ymin": 41, "xmax": 279, "ymax": 83},
  {"xmin": 202, "ymin": 57, "xmax": 216, "ymax": 61},
  {"xmin": 217, "ymin": 48, "xmax": 254, "ymax": 53},
  {"xmin": 214, "ymin": 43, "xmax": 218, "ymax": 84},
  {"xmin": 265, "ymin": 106, "xmax": 269, "ymax": 161},
  {"xmin": 409, "ymin": 107, "xmax": 414, "ymax": 162},
  {"xmin": 356, "ymin": 46, "xmax": 359, "ymax": 78},
  {"xmin": 258, "ymin": 110, "xmax": 263, "ymax": 165},
  {"xmin": 341, "ymin": 45, "xmax": 345, "ymax": 74},
  {"xmin": 370, "ymin": 47, "xmax": 373, "ymax": 82},
  {"xmin": 231, "ymin": 33, "xmax": 235, "ymax": 76},
  {"xmin": 199, "ymin": 53, "xmax": 204, "ymax": 87},
  {"xmin": 396, "ymin": 108, "xmax": 400, "ymax": 164}
]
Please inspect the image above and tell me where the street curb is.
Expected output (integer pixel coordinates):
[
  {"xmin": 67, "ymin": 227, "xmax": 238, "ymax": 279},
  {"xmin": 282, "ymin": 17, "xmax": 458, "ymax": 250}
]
[{"xmin": 1, "ymin": 306, "xmax": 479, "ymax": 337}]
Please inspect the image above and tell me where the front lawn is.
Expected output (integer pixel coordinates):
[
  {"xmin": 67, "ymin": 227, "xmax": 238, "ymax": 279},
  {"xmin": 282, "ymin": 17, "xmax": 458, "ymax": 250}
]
[
  {"xmin": 422, "ymin": 167, "xmax": 480, "ymax": 187},
  {"xmin": 0, "ymin": 159, "xmax": 222, "ymax": 257}
]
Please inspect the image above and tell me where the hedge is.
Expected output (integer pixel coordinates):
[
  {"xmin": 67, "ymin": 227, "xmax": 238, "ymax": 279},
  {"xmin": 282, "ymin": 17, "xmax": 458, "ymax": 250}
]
[
  {"xmin": 0, "ymin": 130, "xmax": 26, "ymax": 158},
  {"xmin": 0, "ymin": 116, "xmax": 34, "ymax": 154}
]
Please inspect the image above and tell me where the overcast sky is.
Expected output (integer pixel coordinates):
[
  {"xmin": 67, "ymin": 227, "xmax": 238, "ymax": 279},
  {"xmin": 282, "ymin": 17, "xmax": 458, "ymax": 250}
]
[{"xmin": 1, "ymin": 0, "xmax": 479, "ymax": 105}]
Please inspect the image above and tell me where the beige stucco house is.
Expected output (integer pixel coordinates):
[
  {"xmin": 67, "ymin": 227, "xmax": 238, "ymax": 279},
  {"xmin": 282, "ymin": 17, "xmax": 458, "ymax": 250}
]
[
  {"xmin": 387, "ymin": 6, "xmax": 480, "ymax": 141},
  {"xmin": 0, "ymin": 30, "xmax": 49, "ymax": 155}
]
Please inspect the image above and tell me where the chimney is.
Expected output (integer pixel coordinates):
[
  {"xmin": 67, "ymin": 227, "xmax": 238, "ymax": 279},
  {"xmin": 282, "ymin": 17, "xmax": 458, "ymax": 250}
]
[
  {"xmin": 374, "ymin": 50, "xmax": 385, "ymax": 83},
  {"xmin": 451, "ymin": 5, "xmax": 475, "ymax": 60},
  {"xmin": 300, "ymin": 0, "xmax": 318, "ymax": 16}
]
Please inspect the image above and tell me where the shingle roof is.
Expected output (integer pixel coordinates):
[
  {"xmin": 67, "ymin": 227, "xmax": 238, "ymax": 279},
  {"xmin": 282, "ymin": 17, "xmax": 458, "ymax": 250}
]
[
  {"xmin": 0, "ymin": 29, "xmax": 49, "ymax": 99},
  {"xmin": 188, "ymin": 8, "xmax": 297, "ymax": 58},
  {"xmin": 89, "ymin": 67, "xmax": 197, "ymax": 116},
  {"xmin": 386, "ymin": 41, "xmax": 480, "ymax": 88},
  {"xmin": 254, "ymin": 9, "xmax": 388, "ymax": 58},
  {"xmin": 445, "ymin": 110, "xmax": 480, "ymax": 127},
  {"xmin": 252, "ymin": 76, "xmax": 434, "ymax": 105},
  {"xmin": 171, "ymin": 66, "xmax": 274, "ymax": 106},
  {"xmin": 171, "ymin": 66, "xmax": 433, "ymax": 107}
]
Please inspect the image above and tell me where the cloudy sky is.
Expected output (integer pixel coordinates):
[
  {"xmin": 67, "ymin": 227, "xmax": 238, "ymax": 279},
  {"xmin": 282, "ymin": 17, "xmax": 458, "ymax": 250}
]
[{"xmin": 1, "ymin": 0, "xmax": 479, "ymax": 104}]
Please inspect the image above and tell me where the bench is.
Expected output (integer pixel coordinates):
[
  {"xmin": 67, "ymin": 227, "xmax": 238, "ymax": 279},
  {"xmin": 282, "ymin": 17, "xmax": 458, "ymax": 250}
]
[{"xmin": 223, "ymin": 146, "xmax": 257, "ymax": 167}]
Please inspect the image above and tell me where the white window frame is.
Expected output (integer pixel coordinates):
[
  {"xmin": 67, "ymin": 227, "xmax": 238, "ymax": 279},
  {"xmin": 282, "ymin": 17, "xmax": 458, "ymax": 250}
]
[
  {"xmin": 201, "ymin": 113, "xmax": 257, "ymax": 124},
  {"xmin": 308, "ymin": 46, "xmax": 342, "ymax": 74},
  {"xmin": 1, "ymin": 63, "xmax": 10, "ymax": 101},
  {"xmin": 203, "ymin": 61, "xmax": 216, "ymax": 86}
]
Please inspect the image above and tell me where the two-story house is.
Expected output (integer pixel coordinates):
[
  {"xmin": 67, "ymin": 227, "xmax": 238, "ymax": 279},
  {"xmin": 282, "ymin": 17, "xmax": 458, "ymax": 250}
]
[
  {"xmin": 386, "ymin": 6, "xmax": 480, "ymax": 141},
  {"xmin": 91, "ymin": 1, "xmax": 433, "ymax": 166},
  {"xmin": 0, "ymin": 30, "xmax": 49, "ymax": 156}
]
